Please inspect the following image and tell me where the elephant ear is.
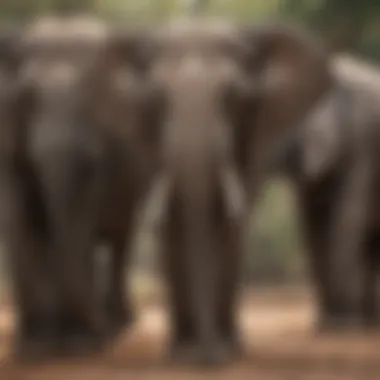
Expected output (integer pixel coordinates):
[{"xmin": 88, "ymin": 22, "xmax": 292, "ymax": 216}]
[
  {"xmin": 239, "ymin": 22, "xmax": 332, "ymax": 190},
  {"xmin": 243, "ymin": 22, "xmax": 332, "ymax": 142}
]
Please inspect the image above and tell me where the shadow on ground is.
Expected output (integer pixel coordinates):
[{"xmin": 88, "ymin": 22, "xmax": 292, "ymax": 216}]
[{"xmin": 1, "ymin": 289, "xmax": 380, "ymax": 380}]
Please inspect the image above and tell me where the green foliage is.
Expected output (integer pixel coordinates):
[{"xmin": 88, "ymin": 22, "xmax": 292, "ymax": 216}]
[
  {"xmin": 1, "ymin": 0, "xmax": 378, "ymax": 61},
  {"xmin": 243, "ymin": 178, "xmax": 305, "ymax": 285},
  {"xmin": 281, "ymin": 0, "xmax": 380, "ymax": 61}
]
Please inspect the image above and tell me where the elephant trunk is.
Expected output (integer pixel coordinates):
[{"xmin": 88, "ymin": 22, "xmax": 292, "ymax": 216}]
[
  {"xmin": 141, "ymin": 131, "xmax": 246, "ymax": 357},
  {"xmin": 179, "ymin": 157, "xmax": 219, "ymax": 350}
]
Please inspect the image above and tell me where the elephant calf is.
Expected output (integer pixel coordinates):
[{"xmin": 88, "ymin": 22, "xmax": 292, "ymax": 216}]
[{"xmin": 272, "ymin": 57, "xmax": 380, "ymax": 331}]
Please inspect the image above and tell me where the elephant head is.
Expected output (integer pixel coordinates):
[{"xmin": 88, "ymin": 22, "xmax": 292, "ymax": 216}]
[
  {"xmin": 15, "ymin": 15, "xmax": 109, "ymax": 131},
  {"xmin": 296, "ymin": 76, "xmax": 374, "ymax": 182},
  {"xmin": 299, "ymin": 84, "xmax": 347, "ymax": 179},
  {"xmin": 269, "ymin": 81, "xmax": 348, "ymax": 182},
  {"xmin": 139, "ymin": 18, "xmax": 332, "ymax": 227}
]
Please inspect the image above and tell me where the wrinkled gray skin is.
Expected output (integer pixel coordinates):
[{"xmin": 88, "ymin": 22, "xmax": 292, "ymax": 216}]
[
  {"xmin": 139, "ymin": 18, "xmax": 332, "ymax": 366},
  {"xmin": 0, "ymin": 16, "xmax": 153, "ymax": 361},
  {"xmin": 271, "ymin": 69, "xmax": 380, "ymax": 332}
]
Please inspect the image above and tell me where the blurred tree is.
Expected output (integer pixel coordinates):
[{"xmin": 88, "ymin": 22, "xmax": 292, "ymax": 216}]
[
  {"xmin": 180, "ymin": 0, "xmax": 210, "ymax": 15},
  {"xmin": 282, "ymin": 0, "xmax": 380, "ymax": 57},
  {"xmin": 49, "ymin": 0, "xmax": 95, "ymax": 14},
  {"xmin": 0, "ymin": 0, "xmax": 97, "ymax": 22}
]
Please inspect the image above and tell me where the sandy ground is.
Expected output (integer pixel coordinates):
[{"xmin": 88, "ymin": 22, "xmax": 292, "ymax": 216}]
[{"xmin": 1, "ymin": 290, "xmax": 380, "ymax": 380}]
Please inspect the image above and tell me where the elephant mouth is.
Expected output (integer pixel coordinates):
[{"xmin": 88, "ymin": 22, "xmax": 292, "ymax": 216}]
[{"xmin": 140, "ymin": 163, "xmax": 247, "ymax": 229}]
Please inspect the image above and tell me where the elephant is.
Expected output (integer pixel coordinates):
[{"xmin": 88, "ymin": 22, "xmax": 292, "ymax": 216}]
[
  {"xmin": 270, "ymin": 57, "xmax": 380, "ymax": 332},
  {"xmin": 0, "ymin": 15, "xmax": 155, "ymax": 361},
  {"xmin": 134, "ymin": 18, "xmax": 332, "ymax": 366}
]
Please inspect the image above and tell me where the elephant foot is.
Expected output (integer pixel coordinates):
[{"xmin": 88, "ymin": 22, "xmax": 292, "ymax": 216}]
[
  {"xmin": 56, "ymin": 332, "xmax": 104, "ymax": 358},
  {"xmin": 105, "ymin": 307, "xmax": 135, "ymax": 342},
  {"xmin": 316, "ymin": 312, "xmax": 363, "ymax": 334},
  {"xmin": 13, "ymin": 333, "xmax": 59, "ymax": 363},
  {"xmin": 362, "ymin": 313, "xmax": 380, "ymax": 330},
  {"xmin": 55, "ymin": 317, "xmax": 106, "ymax": 358},
  {"xmin": 222, "ymin": 335, "xmax": 244, "ymax": 360},
  {"xmin": 169, "ymin": 340, "xmax": 232, "ymax": 368}
]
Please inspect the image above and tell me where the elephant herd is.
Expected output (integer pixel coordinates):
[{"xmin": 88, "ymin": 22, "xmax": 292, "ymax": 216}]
[{"xmin": 0, "ymin": 12, "xmax": 376, "ymax": 368}]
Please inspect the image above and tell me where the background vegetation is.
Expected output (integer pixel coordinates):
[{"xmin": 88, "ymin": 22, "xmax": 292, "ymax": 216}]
[{"xmin": 0, "ymin": 0, "xmax": 379, "ymax": 290}]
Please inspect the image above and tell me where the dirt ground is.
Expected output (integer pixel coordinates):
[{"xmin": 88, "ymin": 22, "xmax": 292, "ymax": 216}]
[{"xmin": 1, "ymin": 290, "xmax": 380, "ymax": 380}]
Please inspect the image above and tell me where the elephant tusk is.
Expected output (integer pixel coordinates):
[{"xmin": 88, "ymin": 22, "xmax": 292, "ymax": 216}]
[
  {"xmin": 220, "ymin": 165, "xmax": 247, "ymax": 221},
  {"xmin": 140, "ymin": 172, "xmax": 171, "ymax": 230}
]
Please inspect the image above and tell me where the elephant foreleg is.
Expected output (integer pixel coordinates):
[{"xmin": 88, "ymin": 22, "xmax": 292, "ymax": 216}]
[
  {"xmin": 104, "ymin": 233, "xmax": 135, "ymax": 339},
  {"xmin": 2, "ymin": 170, "xmax": 59, "ymax": 361},
  {"xmin": 298, "ymin": 185, "xmax": 366, "ymax": 332},
  {"xmin": 327, "ymin": 154, "xmax": 371, "ymax": 328},
  {"xmin": 362, "ymin": 232, "xmax": 380, "ymax": 328},
  {"xmin": 35, "ymin": 153, "xmax": 107, "ymax": 356},
  {"xmin": 162, "ymin": 221, "xmax": 196, "ymax": 360},
  {"xmin": 217, "ymin": 219, "xmax": 245, "ymax": 358},
  {"xmin": 298, "ymin": 192, "xmax": 337, "ymax": 331}
]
